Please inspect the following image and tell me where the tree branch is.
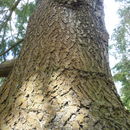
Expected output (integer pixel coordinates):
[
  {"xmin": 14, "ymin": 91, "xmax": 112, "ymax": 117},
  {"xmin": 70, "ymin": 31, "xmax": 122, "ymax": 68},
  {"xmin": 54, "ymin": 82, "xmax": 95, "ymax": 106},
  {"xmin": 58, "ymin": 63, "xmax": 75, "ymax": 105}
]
[
  {"xmin": 0, "ymin": 59, "xmax": 16, "ymax": 77},
  {"xmin": 0, "ymin": 0, "xmax": 21, "ymax": 32},
  {"xmin": 0, "ymin": 39, "xmax": 24, "ymax": 57}
]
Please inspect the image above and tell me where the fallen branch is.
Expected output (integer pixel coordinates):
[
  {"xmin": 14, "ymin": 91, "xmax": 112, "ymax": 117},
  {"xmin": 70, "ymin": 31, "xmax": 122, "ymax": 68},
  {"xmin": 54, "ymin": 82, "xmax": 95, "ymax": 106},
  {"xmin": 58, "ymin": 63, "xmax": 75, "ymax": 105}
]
[{"xmin": 0, "ymin": 59, "xmax": 16, "ymax": 77}]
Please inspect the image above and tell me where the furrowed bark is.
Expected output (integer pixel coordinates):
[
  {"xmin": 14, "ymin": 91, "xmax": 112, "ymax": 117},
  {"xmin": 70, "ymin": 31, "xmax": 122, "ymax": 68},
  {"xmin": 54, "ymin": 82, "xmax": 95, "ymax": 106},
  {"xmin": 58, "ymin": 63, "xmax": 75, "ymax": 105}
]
[{"xmin": 0, "ymin": 0, "xmax": 130, "ymax": 129}]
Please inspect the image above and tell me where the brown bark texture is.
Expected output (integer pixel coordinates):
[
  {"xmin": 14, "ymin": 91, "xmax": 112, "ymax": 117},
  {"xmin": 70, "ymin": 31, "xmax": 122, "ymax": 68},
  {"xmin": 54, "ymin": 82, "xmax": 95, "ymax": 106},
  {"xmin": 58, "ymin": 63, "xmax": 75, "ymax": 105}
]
[{"xmin": 0, "ymin": 0, "xmax": 130, "ymax": 129}]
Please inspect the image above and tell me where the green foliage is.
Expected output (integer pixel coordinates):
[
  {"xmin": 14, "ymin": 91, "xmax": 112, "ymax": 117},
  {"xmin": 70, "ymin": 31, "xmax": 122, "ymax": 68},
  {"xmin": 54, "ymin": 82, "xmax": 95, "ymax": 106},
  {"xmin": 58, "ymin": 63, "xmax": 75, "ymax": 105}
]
[
  {"xmin": 112, "ymin": 0, "xmax": 130, "ymax": 110},
  {"xmin": 0, "ymin": 0, "xmax": 36, "ymax": 86},
  {"xmin": 113, "ymin": 58, "xmax": 130, "ymax": 110},
  {"xmin": 0, "ymin": 0, "xmax": 36, "ymax": 62}
]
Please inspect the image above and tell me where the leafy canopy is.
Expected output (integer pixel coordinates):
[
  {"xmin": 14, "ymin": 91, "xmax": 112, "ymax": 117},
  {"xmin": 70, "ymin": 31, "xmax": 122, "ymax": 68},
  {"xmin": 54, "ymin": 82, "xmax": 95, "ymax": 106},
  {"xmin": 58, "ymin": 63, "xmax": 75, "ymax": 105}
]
[
  {"xmin": 112, "ymin": 0, "xmax": 130, "ymax": 110},
  {"xmin": 0, "ymin": 0, "xmax": 36, "ymax": 84},
  {"xmin": 0, "ymin": 0, "xmax": 36, "ymax": 62}
]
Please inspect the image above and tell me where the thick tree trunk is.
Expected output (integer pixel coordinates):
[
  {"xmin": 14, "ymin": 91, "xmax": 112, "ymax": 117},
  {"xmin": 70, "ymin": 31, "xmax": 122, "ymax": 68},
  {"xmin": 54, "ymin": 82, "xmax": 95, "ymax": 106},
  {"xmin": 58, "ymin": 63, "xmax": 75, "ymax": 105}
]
[{"xmin": 0, "ymin": 0, "xmax": 130, "ymax": 129}]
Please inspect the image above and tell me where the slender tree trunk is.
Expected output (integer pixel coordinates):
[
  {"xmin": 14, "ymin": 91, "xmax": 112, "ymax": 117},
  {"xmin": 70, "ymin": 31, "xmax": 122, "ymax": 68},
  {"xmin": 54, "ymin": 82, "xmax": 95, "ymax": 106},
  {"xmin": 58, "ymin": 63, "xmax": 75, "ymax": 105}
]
[{"xmin": 0, "ymin": 0, "xmax": 130, "ymax": 129}]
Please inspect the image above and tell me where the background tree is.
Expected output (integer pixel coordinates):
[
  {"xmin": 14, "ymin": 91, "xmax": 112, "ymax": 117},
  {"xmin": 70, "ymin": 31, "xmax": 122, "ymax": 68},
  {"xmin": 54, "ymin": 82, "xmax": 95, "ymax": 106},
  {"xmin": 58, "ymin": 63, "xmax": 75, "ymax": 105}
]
[
  {"xmin": 0, "ymin": 0, "xmax": 35, "ymax": 62},
  {"xmin": 112, "ymin": 0, "xmax": 130, "ymax": 110},
  {"xmin": 0, "ymin": 0, "xmax": 35, "ymax": 84}
]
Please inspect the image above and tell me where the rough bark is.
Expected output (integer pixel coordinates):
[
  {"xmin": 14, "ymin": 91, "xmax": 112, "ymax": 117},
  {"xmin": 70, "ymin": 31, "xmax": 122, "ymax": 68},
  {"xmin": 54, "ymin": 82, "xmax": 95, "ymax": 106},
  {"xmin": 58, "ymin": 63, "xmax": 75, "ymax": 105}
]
[{"xmin": 0, "ymin": 0, "xmax": 130, "ymax": 129}]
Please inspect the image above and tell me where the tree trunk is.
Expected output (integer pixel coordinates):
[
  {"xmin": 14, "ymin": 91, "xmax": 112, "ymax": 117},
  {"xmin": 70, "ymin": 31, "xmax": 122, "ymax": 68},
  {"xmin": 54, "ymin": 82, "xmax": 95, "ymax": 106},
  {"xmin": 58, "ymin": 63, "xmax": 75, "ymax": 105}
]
[{"xmin": 0, "ymin": 0, "xmax": 130, "ymax": 129}]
